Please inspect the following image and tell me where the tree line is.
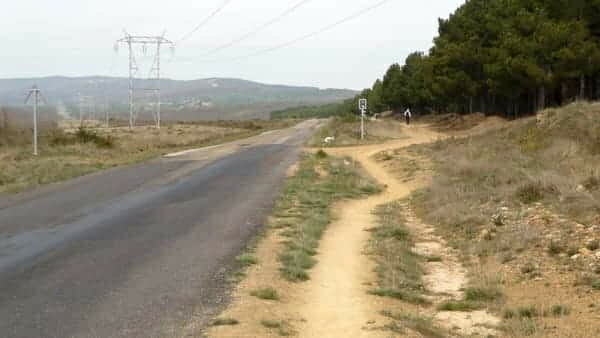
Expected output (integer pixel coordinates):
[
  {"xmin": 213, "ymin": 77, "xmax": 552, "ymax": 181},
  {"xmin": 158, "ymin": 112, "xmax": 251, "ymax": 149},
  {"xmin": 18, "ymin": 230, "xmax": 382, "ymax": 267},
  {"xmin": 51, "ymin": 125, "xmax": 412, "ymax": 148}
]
[{"xmin": 357, "ymin": 0, "xmax": 600, "ymax": 117}]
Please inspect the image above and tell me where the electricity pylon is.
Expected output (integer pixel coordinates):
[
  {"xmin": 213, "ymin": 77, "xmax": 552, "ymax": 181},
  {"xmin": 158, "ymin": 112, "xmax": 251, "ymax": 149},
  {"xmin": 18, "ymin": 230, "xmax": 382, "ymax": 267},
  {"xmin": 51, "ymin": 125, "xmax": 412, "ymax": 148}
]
[{"xmin": 116, "ymin": 31, "xmax": 174, "ymax": 129}]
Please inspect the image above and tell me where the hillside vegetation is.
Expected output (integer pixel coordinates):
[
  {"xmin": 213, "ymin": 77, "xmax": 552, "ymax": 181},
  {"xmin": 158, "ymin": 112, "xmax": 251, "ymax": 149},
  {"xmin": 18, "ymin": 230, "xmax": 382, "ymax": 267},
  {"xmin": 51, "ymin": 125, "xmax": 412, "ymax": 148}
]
[
  {"xmin": 270, "ymin": 101, "xmax": 353, "ymax": 119},
  {"xmin": 390, "ymin": 102, "xmax": 600, "ymax": 336},
  {"xmin": 0, "ymin": 77, "xmax": 356, "ymax": 121},
  {"xmin": 353, "ymin": 0, "xmax": 600, "ymax": 118}
]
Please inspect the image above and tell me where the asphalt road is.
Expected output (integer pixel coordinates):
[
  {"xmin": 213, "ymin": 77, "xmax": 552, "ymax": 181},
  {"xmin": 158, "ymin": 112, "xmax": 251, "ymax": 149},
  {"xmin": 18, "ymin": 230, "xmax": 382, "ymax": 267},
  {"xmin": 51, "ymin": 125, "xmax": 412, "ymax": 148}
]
[{"xmin": 0, "ymin": 119, "xmax": 321, "ymax": 338}]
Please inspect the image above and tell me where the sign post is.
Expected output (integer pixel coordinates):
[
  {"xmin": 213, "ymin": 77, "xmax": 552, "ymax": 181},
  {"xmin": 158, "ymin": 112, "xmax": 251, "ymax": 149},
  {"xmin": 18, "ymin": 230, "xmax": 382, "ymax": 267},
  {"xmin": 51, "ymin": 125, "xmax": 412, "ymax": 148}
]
[{"xmin": 358, "ymin": 98, "xmax": 367, "ymax": 140}]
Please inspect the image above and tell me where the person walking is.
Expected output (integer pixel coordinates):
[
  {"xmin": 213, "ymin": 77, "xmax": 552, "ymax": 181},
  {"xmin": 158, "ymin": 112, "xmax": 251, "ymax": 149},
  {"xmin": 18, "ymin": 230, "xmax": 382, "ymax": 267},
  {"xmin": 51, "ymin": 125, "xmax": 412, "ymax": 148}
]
[{"xmin": 404, "ymin": 108, "xmax": 412, "ymax": 125}]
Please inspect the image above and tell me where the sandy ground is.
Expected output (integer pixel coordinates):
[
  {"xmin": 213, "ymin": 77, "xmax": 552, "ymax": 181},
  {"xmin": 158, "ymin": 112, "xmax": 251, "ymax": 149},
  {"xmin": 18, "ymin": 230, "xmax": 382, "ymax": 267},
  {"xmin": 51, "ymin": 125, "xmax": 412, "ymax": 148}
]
[
  {"xmin": 292, "ymin": 126, "xmax": 442, "ymax": 337},
  {"xmin": 207, "ymin": 123, "xmax": 504, "ymax": 337},
  {"xmin": 208, "ymin": 125, "xmax": 442, "ymax": 337}
]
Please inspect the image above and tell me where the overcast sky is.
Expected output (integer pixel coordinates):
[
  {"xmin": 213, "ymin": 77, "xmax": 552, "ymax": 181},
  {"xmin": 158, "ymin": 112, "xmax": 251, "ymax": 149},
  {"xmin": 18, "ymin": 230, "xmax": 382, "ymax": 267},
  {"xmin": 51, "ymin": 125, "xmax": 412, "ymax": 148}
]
[{"xmin": 1, "ymin": 0, "xmax": 463, "ymax": 90}]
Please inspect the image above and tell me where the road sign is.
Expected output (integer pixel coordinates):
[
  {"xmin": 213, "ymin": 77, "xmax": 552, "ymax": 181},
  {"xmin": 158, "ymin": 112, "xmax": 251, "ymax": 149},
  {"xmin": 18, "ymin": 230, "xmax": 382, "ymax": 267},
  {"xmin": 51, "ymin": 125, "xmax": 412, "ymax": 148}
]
[
  {"xmin": 358, "ymin": 99, "xmax": 367, "ymax": 140},
  {"xmin": 359, "ymin": 99, "xmax": 367, "ymax": 111}
]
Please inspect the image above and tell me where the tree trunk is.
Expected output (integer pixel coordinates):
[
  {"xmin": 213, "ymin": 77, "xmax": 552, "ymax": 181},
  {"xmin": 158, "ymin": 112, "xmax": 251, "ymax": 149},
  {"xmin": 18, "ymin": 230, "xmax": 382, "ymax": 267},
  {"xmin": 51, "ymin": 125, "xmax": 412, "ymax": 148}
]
[
  {"xmin": 469, "ymin": 97, "xmax": 473, "ymax": 114},
  {"xmin": 480, "ymin": 96, "xmax": 487, "ymax": 115},
  {"xmin": 579, "ymin": 75, "xmax": 586, "ymax": 101},
  {"xmin": 561, "ymin": 82, "xmax": 569, "ymax": 105},
  {"xmin": 537, "ymin": 86, "xmax": 546, "ymax": 111}
]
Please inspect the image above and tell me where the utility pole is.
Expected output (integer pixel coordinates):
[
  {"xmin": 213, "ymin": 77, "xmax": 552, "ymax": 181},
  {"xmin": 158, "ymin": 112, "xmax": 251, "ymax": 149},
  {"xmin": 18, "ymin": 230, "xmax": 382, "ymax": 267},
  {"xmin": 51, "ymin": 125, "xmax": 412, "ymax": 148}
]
[
  {"xmin": 78, "ymin": 93, "xmax": 94, "ymax": 127},
  {"xmin": 103, "ymin": 81, "xmax": 110, "ymax": 127},
  {"xmin": 25, "ymin": 85, "xmax": 46, "ymax": 156},
  {"xmin": 116, "ymin": 31, "xmax": 174, "ymax": 129},
  {"xmin": 358, "ymin": 98, "xmax": 368, "ymax": 140},
  {"xmin": 155, "ymin": 40, "xmax": 162, "ymax": 129}
]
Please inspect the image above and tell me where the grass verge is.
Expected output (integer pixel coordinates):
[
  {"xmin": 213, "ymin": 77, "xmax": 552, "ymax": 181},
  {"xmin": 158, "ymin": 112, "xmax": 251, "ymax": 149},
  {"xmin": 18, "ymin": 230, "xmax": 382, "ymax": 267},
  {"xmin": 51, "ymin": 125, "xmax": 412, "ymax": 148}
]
[
  {"xmin": 367, "ymin": 201, "xmax": 429, "ymax": 305},
  {"xmin": 0, "ymin": 119, "xmax": 296, "ymax": 193},
  {"xmin": 273, "ymin": 151, "xmax": 382, "ymax": 282},
  {"xmin": 260, "ymin": 319, "xmax": 295, "ymax": 336},
  {"xmin": 211, "ymin": 318, "xmax": 239, "ymax": 326},
  {"xmin": 250, "ymin": 287, "xmax": 280, "ymax": 301},
  {"xmin": 307, "ymin": 115, "xmax": 403, "ymax": 147},
  {"xmin": 380, "ymin": 310, "xmax": 447, "ymax": 337}
]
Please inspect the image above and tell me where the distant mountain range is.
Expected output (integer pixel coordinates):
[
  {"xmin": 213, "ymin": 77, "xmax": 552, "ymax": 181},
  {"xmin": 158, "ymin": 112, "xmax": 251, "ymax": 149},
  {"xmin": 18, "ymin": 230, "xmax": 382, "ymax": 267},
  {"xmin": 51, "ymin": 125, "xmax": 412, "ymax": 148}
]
[{"xmin": 0, "ymin": 77, "xmax": 357, "ymax": 120}]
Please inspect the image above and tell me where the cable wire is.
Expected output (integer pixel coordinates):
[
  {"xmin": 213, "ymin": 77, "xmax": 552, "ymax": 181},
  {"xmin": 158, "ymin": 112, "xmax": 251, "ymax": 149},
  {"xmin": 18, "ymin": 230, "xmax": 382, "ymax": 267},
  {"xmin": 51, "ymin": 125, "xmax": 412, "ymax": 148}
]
[
  {"xmin": 201, "ymin": 0, "xmax": 312, "ymax": 57},
  {"xmin": 178, "ymin": 0, "xmax": 234, "ymax": 43},
  {"xmin": 201, "ymin": 0, "xmax": 393, "ymax": 63}
]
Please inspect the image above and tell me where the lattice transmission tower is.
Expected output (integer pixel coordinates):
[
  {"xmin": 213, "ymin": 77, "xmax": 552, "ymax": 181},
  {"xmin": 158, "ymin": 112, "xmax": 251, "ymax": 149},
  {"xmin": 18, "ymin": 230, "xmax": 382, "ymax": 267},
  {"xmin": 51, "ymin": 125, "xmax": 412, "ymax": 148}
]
[{"xmin": 116, "ymin": 31, "xmax": 174, "ymax": 129}]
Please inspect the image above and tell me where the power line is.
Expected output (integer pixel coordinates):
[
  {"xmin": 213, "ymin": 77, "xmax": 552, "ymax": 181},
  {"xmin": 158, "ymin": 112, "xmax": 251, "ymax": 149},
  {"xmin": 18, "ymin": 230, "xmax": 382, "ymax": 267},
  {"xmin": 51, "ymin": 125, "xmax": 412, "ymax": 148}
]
[
  {"xmin": 200, "ymin": 0, "xmax": 393, "ymax": 63},
  {"xmin": 201, "ymin": 0, "xmax": 312, "ymax": 57},
  {"xmin": 178, "ymin": 0, "xmax": 234, "ymax": 43}
]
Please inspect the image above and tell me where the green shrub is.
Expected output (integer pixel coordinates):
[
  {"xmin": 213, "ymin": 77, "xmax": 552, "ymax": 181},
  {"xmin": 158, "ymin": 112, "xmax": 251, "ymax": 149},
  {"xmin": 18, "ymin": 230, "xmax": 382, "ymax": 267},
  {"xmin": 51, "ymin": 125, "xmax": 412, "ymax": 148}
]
[
  {"xmin": 548, "ymin": 240, "xmax": 564, "ymax": 255},
  {"xmin": 517, "ymin": 306, "xmax": 539, "ymax": 318},
  {"xmin": 437, "ymin": 300, "xmax": 482, "ymax": 311},
  {"xmin": 237, "ymin": 254, "xmax": 258, "ymax": 267},
  {"xmin": 464, "ymin": 286, "xmax": 503, "ymax": 302},
  {"xmin": 260, "ymin": 319, "xmax": 282, "ymax": 328},
  {"xmin": 211, "ymin": 318, "xmax": 239, "ymax": 326},
  {"xmin": 75, "ymin": 128, "xmax": 115, "ymax": 148},
  {"xmin": 516, "ymin": 182, "xmax": 545, "ymax": 204},
  {"xmin": 521, "ymin": 262, "xmax": 536, "ymax": 274},
  {"xmin": 369, "ymin": 288, "xmax": 429, "ymax": 305},
  {"xmin": 550, "ymin": 304, "xmax": 570, "ymax": 317},
  {"xmin": 583, "ymin": 176, "xmax": 600, "ymax": 191},
  {"xmin": 250, "ymin": 287, "xmax": 280, "ymax": 301},
  {"xmin": 315, "ymin": 149, "xmax": 328, "ymax": 159}
]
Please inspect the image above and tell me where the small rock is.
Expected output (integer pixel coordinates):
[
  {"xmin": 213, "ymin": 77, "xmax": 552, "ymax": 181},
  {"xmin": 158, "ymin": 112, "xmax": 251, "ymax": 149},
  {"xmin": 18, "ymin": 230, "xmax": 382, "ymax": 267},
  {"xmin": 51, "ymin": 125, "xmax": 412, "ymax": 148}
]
[
  {"xmin": 576, "ymin": 184, "xmax": 587, "ymax": 193},
  {"xmin": 586, "ymin": 239, "xmax": 600, "ymax": 251},
  {"xmin": 491, "ymin": 213, "xmax": 505, "ymax": 226},
  {"xmin": 480, "ymin": 229, "xmax": 493, "ymax": 241},
  {"xmin": 571, "ymin": 254, "xmax": 581, "ymax": 260},
  {"xmin": 595, "ymin": 252, "xmax": 600, "ymax": 261}
]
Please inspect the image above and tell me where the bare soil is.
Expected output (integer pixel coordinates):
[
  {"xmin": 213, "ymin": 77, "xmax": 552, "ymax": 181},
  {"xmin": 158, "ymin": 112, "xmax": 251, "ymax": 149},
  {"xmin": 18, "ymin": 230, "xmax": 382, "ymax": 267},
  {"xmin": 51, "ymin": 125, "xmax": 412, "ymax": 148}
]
[{"xmin": 208, "ymin": 124, "xmax": 499, "ymax": 337}]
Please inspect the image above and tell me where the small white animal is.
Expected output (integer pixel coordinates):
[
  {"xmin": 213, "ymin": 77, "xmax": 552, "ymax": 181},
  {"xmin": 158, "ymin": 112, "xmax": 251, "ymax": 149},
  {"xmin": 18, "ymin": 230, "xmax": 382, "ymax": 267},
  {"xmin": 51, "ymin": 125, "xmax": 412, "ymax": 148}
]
[{"xmin": 324, "ymin": 136, "xmax": 335, "ymax": 144}]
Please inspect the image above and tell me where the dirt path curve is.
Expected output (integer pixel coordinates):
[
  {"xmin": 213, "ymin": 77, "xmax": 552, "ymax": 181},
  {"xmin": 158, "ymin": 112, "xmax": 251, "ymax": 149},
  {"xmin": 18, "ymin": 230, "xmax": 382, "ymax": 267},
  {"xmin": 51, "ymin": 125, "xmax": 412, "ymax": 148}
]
[{"xmin": 293, "ymin": 125, "xmax": 441, "ymax": 338}]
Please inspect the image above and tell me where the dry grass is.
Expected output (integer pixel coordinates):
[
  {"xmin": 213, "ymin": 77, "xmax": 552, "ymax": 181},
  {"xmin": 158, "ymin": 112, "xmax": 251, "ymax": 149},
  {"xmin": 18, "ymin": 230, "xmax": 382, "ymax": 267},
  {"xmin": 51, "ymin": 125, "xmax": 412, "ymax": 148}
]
[
  {"xmin": 307, "ymin": 115, "xmax": 405, "ymax": 147},
  {"xmin": 380, "ymin": 310, "xmax": 447, "ymax": 337},
  {"xmin": 273, "ymin": 151, "xmax": 382, "ymax": 281},
  {"xmin": 0, "ymin": 119, "xmax": 296, "ymax": 193},
  {"xmin": 367, "ymin": 201, "xmax": 429, "ymax": 305},
  {"xmin": 405, "ymin": 102, "xmax": 600, "ymax": 336},
  {"xmin": 410, "ymin": 102, "xmax": 600, "ymax": 255}
]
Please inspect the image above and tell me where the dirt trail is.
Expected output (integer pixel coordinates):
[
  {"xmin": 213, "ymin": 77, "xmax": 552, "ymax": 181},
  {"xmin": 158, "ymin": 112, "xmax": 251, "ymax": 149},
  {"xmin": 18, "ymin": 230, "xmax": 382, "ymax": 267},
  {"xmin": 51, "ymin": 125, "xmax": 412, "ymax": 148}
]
[
  {"xmin": 292, "ymin": 126, "xmax": 442, "ymax": 337},
  {"xmin": 207, "ymin": 123, "xmax": 501, "ymax": 338}
]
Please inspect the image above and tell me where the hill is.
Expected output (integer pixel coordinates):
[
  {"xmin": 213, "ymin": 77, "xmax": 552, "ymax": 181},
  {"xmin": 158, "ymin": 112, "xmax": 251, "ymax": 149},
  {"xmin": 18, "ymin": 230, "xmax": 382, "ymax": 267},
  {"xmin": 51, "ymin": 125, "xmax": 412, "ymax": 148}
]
[
  {"xmin": 396, "ymin": 102, "xmax": 600, "ymax": 337},
  {"xmin": 0, "ymin": 77, "xmax": 357, "ymax": 121}
]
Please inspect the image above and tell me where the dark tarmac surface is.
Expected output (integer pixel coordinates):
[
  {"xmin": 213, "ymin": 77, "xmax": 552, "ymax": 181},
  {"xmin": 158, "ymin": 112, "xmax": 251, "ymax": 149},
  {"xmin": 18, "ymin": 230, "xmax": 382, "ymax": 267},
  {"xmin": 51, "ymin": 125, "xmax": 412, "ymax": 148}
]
[{"xmin": 0, "ymin": 120, "xmax": 320, "ymax": 337}]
